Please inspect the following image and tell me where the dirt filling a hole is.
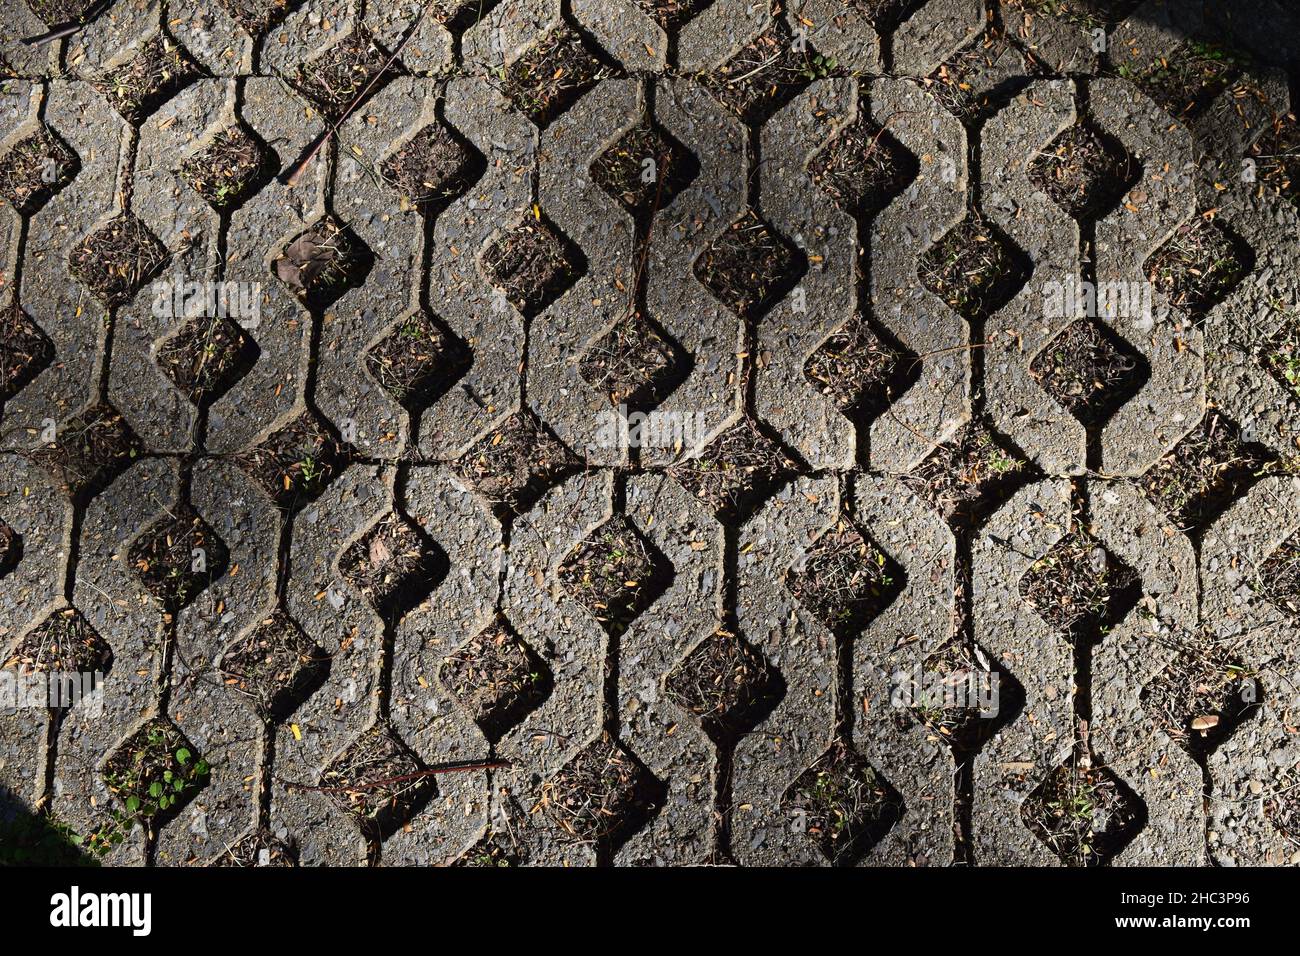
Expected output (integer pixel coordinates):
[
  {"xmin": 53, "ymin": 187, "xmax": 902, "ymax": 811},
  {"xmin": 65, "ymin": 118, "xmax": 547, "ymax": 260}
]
[
  {"xmin": 664, "ymin": 628, "xmax": 784, "ymax": 744},
  {"xmin": 1140, "ymin": 641, "xmax": 1259, "ymax": 757},
  {"xmin": 541, "ymin": 732, "xmax": 664, "ymax": 851},
  {"xmin": 381, "ymin": 122, "xmax": 479, "ymax": 212},
  {"xmin": 156, "ymin": 315, "xmax": 259, "ymax": 408},
  {"xmin": 291, "ymin": 28, "xmax": 398, "ymax": 123},
  {"xmin": 273, "ymin": 216, "xmax": 374, "ymax": 310},
  {"xmin": 25, "ymin": 403, "xmax": 142, "ymax": 504},
  {"xmin": 1018, "ymin": 522, "xmax": 1139, "ymax": 643},
  {"xmin": 0, "ymin": 300, "xmax": 54, "ymax": 402},
  {"xmin": 577, "ymin": 312, "xmax": 686, "ymax": 411},
  {"xmin": 365, "ymin": 312, "xmax": 470, "ymax": 411},
  {"xmin": 69, "ymin": 214, "xmax": 170, "ymax": 307},
  {"xmin": 319, "ymin": 725, "xmax": 436, "ymax": 841},
  {"xmin": 783, "ymin": 741, "xmax": 904, "ymax": 866},
  {"xmin": 180, "ymin": 126, "xmax": 270, "ymax": 211},
  {"xmin": 237, "ymin": 413, "xmax": 351, "ymax": 510},
  {"xmin": 1029, "ymin": 318, "xmax": 1148, "ymax": 429},
  {"xmin": 1145, "ymin": 217, "xmax": 1251, "ymax": 317},
  {"xmin": 805, "ymin": 315, "xmax": 916, "ymax": 428},
  {"xmin": 667, "ymin": 416, "xmax": 798, "ymax": 523},
  {"xmin": 900, "ymin": 419, "xmax": 1033, "ymax": 530},
  {"xmin": 590, "ymin": 123, "xmax": 697, "ymax": 214},
  {"xmin": 217, "ymin": 610, "xmax": 330, "ymax": 722},
  {"xmin": 439, "ymin": 619, "xmax": 552, "ymax": 743},
  {"xmin": 701, "ymin": 17, "xmax": 831, "ymax": 125},
  {"xmin": 918, "ymin": 212, "xmax": 1030, "ymax": 323},
  {"xmin": 128, "ymin": 509, "xmax": 230, "ymax": 615},
  {"xmin": 786, "ymin": 519, "xmax": 904, "ymax": 638},
  {"xmin": 94, "ymin": 35, "xmax": 202, "ymax": 126},
  {"xmin": 98, "ymin": 719, "xmax": 211, "ymax": 842},
  {"xmin": 6, "ymin": 607, "xmax": 113, "ymax": 684},
  {"xmin": 481, "ymin": 216, "xmax": 582, "ymax": 318},
  {"xmin": 452, "ymin": 412, "xmax": 581, "ymax": 515},
  {"xmin": 0, "ymin": 126, "xmax": 79, "ymax": 215},
  {"xmin": 558, "ymin": 515, "xmax": 669, "ymax": 637},
  {"xmin": 695, "ymin": 210, "xmax": 806, "ymax": 321},
  {"xmin": 503, "ymin": 27, "xmax": 611, "ymax": 128},
  {"xmin": 809, "ymin": 118, "xmax": 919, "ymax": 216},
  {"xmin": 1027, "ymin": 122, "xmax": 1138, "ymax": 220},
  {"xmin": 338, "ymin": 513, "xmax": 445, "ymax": 622},
  {"xmin": 1118, "ymin": 39, "xmax": 1247, "ymax": 119},
  {"xmin": 1021, "ymin": 757, "xmax": 1144, "ymax": 866}
]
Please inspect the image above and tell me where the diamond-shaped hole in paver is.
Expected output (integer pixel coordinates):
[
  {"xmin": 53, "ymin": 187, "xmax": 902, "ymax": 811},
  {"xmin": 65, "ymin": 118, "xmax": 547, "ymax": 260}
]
[
  {"xmin": 1137, "ymin": 411, "xmax": 1277, "ymax": 534},
  {"xmin": 806, "ymin": 314, "xmax": 918, "ymax": 432},
  {"xmin": 783, "ymin": 741, "xmax": 904, "ymax": 866},
  {"xmin": 380, "ymin": 121, "xmax": 482, "ymax": 214},
  {"xmin": 843, "ymin": 0, "xmax": 928, "ymax": 31},
  {"xmin": 439, "ymin": 617, "xmax": 552, "ymax": 743},
  {"xmin": 667, "ymin": 416, "xmax": 799, "ymax": 523},
  {"xmin": 273, "ymin": 215, "xmax": 374, "ymax": 311},
  {"xmin": 94, "ymin": 34, "xmax": 203, "ymax": 127},
  {"xmin": 503, "ymin": 26, "xmax": 610, "ymax": 129},
  {"xmin": 559, "ymin": 514, "xmax": 672, "ymax": 637},
  {"xmin": 591, "ymin": 121, "xmax": 698, "ymax": 216},
  {"xmin": 101, "ymin": 718, "xmax": 211, "ymax": 831},
  {"xmin": 1140, "ymin": 639, "xmax": 1259, "ymax": 757},
  {"xmin": 1019, "ymin": 520, "xmax": 1140, "ymax": 644},
  {"xmin": 156, "ymin": 315, "xmax": 259, "ymax": 408},
  {"xmin": 451, "ymin": 829, "xmax": 521, "ymax": 867},
  {"xmin": 664, "ymin": 628, "xmax": 784, "ymax": 745},
  {"xmin": 24, "ymin": 402, "xmax": 142, "ymax": 505},
  {"xmin": 320, "ymin": 723, "xmax": 435, "ymax": 840},
  {"xmin": 452, "ymin": 410, "xmax": 581, "ymax": 515},
  {"xmin": 129, "ymin": 507, "xmax": 230, "ymax": 615},
  {"xmin": 1002, "ymin": 0, "xmax": 1143, "ymax": 30},
  {"xmin": 69, "ymin": 213, "xmax": 170, "ymax": 308},
  {"xmin": 364, "ymin": 311, "xmax": 470, "ymax": 412},
  {"xmin": 1029, "ymin": 318, "xmax": 1149, "ymax": 429},
  {"xmin": 0, "ymin": 125, "xmax": 79, "ymax": 215},
  {"xmin": 900, "ymin": 418, "xmax": 1036, "ymax": 531},
  {"xmin": 180, "ymin": 124, "xmax": 272, "ymax": 212},
  {"xmin": 1121, "ymin": 38, "xmax": 1247, "ymax": 119},
  {"xmin": 217, "ymin": 0, "xmax": 302, "ymax": 37},
  {"xmin": 808, "ymin": 116, "xmax": 918, "ymax": 218},
  {"xmin": 24, "ymin": 0, "xmax": 98, "ymax": 24},
  {"xmin": 1, "ymin": 300, "xmax": 54, "ymax": 403},
  {"xmin": 695, "ymin": 210, "xmax": 806, "ymax": 321},
  {"xmin": 0, "ymin": 520, "xmax": 19, "ymax": 578},
  {"xmin": 339, "ymin": 512, "xmax": 447, "ymax": 623},
  {"xmin": 577, "ymin": 312, "xmax": 689, "ymax": 411},
  {"xmin": 218, "ymin": 610, "xmax": 330, "ymax": 722},
  {"xmin": 291, "ymin": 27, "xmax": 400, "ymax": 123},
  {"xmin": 1262, "ymin": 310, "xmax": 1300, "ymax": 403},
  {"xmin": 787, "ymin": 517, "xmax": 905, "ymax": 638},
  {"xmin": 210, "ymin": 827, "xmax": 298, "ymax": 866},
  {"xmin": 905, "ymin": 639, "xmax": 1023, "ymax": 750},
  {"xmin": 5, "ymin": 607, "xmax": 113, "ymax": 687},
  {"xmin": 702, "ymin": 21, "xmax": 827, "ymax": 125},
  {"xmin": 1021, "ymin": 756, "xmax": 1144, "ymax": 866},
  {"xmin": 928, "ymin": 28, "xmax": 1041, "ymax": 121},
  {"xmin": 237, "ymin": 411, "xmax": 352, "ymax": 512},
  {"xmin": 919, "ymin": 212, "xmax": 1031, "ymax": 323},
  {"xmin": 1027, "ymin": 121, "xmax": 1140, "ymax": 221},
  {"xmin": 542, "ymin": 732, "xmax": 664, "ymax": 850},
  {"xmin": 1256, "ymin": 530, "xmax": 1300, "ymax": 621},
  {"xmin": 1249, "ymin": 113, "xmax": 1300, "ymax": 208},
  {"xmin": 482, "ymin": 214, "xmax": 584, "ymax": 318},
  {"xmin": 1145, "ymin": 217, "xmax": 1252, "ymax": 318},
  {"xmin": 633, "ymin": 0, "xmax": 713, "ymax": 31}
]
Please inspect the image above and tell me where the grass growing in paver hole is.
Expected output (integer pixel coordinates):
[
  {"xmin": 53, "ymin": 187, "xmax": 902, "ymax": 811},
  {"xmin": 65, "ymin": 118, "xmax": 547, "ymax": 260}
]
[
  {"xmin": 0, "ymin": 300, "xmax": 54, "ymax": 402},
  {"xmin": 664, "ymin": 628, "xmax": 783, "ymax": 744},
  {"xmin": 633, "ymin": 0, "xmax": 712, "ymax": 31},
  {"xmin": 1027, "ymin": 122, "xmax": 1138, "ymax": 221},
  {"xmin": 701, "ymin": 17, "xmax": 836, "ymax": 124},
  {"xmin": 211, "ymin": 828, "xmax": 297, "ymax": 866},
  {"xmin": 1002, "ymin": 0, "xmax": 1140, "ymax": 29},
  {"xmin": 805, "ymin": 315, "xmax": 915, "ymax": 426},
  {"xmin": 667, "ymin": 416, "xmax": 798, "ymax": 522},
  {"xmin": 439, "ymin": 620, "xmax": 551, "ymax": 742},
  {"xmin": 577, "ymin": 313, "xmax": 685, "ymax": 410},
  {"xmin": 783, "ymin": 741, "xmax": 903, "ymax": 866},
  {"xmin": 1145, "ymin": 217, "xmax": 1250, "ymax": 317},
  {"xmin": 128, "ymin": 509, "xmax": 229, "ymax": 614},
  {"xmin": 156, "ymin": 315, "xmax": 258, "ymax": 407},
  {"xmin": 452, "ymin": 411, "xmax": 581, "ymax": 515},
  {"xmin": 25, "ymin": 403, "xmax": 142, "ymax": 503},
  {"xmin": 1021, "ymin": 757, "xmax": 1143, "ymax": 866},
  {"xmin": 218, "ymin": 610, "xmax": 330, "ymax": 721},
  {"xmin": 215, "ymin": 0, "xmax": 298, "ymax": 37},
  {"xmin": 590, "ymin": 123, "xmax": 696, "ymax": 215},
  {"xmin": 180, "ymin": 126, "xmax": 269, "ymax": 211},
  {"xmin": 1140, "ymin": 639, "xmax": 1258, "ymax": 756},
  {"xmin": 1262, "ymin": 310, "xmax": 1300, "ymax": 403},
  {"xmin": 918, "ymin": 212, "xmax": 1030, "ymax": 323},
  {"xmin": 927, "ymin": 29, "xmax": 1041, "ymax": 121},
  {"xmin": 558, "ymin": 515, "xmax": 668, "ymax": 637},
  {"xmin": 238, "ymin": 413, "xmax": 350, "ymax": 509},
  {"xmin": 1116, "ymin": 40, "xmax": 1247, "ymax": 118},
  {"xmin": 901, "ymin": 640, "xmax": 1005, "ymax": 750},
  {"xmin": 452, "ymin": 830, "xmax": 520, "ymax": 867},
  {"xmin": 1018, "ymin": 521, "xmax": 1139, "ymax": 642},
  {"xmin": 0, "ymin": 125, "xmax": 78, "ymax": 214},
  {"xmin": 364, "ymin": 312, "xmax": 470, "ymax": 410},
  {"xmin": 94, "ymin": 35, "xmax": 202, "ymax": 126},
  {"xmin": 808, "ymin": 117, "xmax": 919, "ymax": 217},
  {"xmin": 899, "ymin": 419, "xmax": 1032, "ymax": 530},
  {"xmin": 502, "ymin": 27, "xmax": 610, "ymax": 128},
  {"xmin": 786, "ymin": 519, "xmax": 903, "ymax": 638}
]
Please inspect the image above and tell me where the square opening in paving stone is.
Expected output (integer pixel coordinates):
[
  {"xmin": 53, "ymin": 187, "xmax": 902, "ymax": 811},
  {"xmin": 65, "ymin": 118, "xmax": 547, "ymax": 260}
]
[
  {"xmin": 156, "ymin": 315, "xmax": 260, "ymax": 408},
  {"xmin": 218, "ymin": 610, "xmax": 330, "ymax": 721},
  {"xmin": 24, "ymin": 0, "xmax": 99, "ymax": 24},
  {"xmin": 633, "ymin": 0, "xmax": 713, "ymax": 32},
  {"xmin": 237, "ymin": 411, "xmax": 352, "ymax": 511},
  {"xmin": 0, "ymin": 125, "xmax": 79, "ymax": 215},
  {"xmin": 702, "ymin": 21, "xmax": 831, "ymax": 125},
  {"xmin": 320, "ymin": 724, "xmax": 436, "ymax": 841},
  {"xmin": 94, "ymin": 35, "xmax": 203, "ymax": 126},
  {"xmin": 0, "ymin": 300, "xmax": 55, "ymax": 403},
  {"xmin": 180, "ymin": 124, "xmax": 274, "ymax": 212},
  {"xmin": 786, "ymin": 518, "xmax": 905, "ymax": 638},
  {"xmin": 1027, "ymin": 121, "xmax": 1140, "ymax": 221},
  {"xmin": 783, "ymin": 741, "xmax": 903, "ymax": 866},
  {"xmin": 217, "ymin": 0, "xmax": 300, "ymax": 37},
  {"xmin": 667, "ymin": 415, "xmax": 799, "ymax": 523},
  {"xmin": 1118, "ymin": 39, "xmax": 1248, "ymax": 119},
  {"xmin": 481, "ymin": 215, "xmax": 584, "ymax": 318},
  {"xmin": 898, "ymin": 419, "xmax": 1035, "ymax": 531},
  {"xmin": 1249, "ymin": 113, "xmax": 1300, "ymax": 208},
  {"xmin": 1018, "ymin": 520, "xmax": 1140, "ymax": 644},
  {"xmin": 273, "ymin": 215, "xmax": 374, "ymax": 311},
  {"xmin": 805, "ymin": 314, "xmax": 918, "ymax": 435},
  {"xmin": 808, "ymin": 116, "xmax": 919, "ymax": 218},
  {"xmin": 439, "ymin": 617, "xmax": 552, "ymax": 743},
  {"xmin": 928, "ymin": 28, "xmax": 1043, "ymax": 121},
  {"xmin": 364, "ymin": 311, "xmax": 471, "ymax": 412},
  {"xmin": 24, "ymin": 402, "xmax": 142, "ymax": 504},
  {"xmin": 380, "ymin": 121, "xmax": 482, "ymax": 213},
  {"xmin": 1021, "ymin": 756, "xmax": 1144, "ymax": 866},
  {"xmin": 841, "ymin": 0, "xmax": 927, "ymax": 32},
  {"xmin": 664, "ymin": 627, "xmax": 784, "ymax": 744},
  {"xmin": 1144, "ymin": 217, "xmax": 1252, "ymax": 318},
  {"xmin": 542, "ymin": 732, "xmax": 664, "ymax": 851},
  {"xmin": 558, "ymin": 514, "xmax": 672, "ymax": 637},
  {"xmin": 694, "ymin": 210, "xmax": 806, "ymax": 321},
  {"xmin": 452, "ymin": 411, "xmax": 581, "ymax": 515},
  {"xmin": 1140, "ymin": 638, "xmax": 1259, "ymax": 757},
  {"xmin": 577, "ymin": 311, "xmax": 689, "ymax": 412},
  {"xmin": 1029, "ymin": 318, "xmax": 1149, "ymax": 429},
  {"xmin": 901, "ymin": 639, "xmax": 1023, "ymax": 751},
  {"xmin": 1002, "ymin": 0, "xmax": 1142, "ymax": 30},
  {"xmin": 129, "ymin": 507, "xmax": 230, "ymax": 615},
  {"xmin": 291, "ymin": 27, "xmax": 401, "ymax": 123},
  {"xmin": 503, "ymin": 26, "xmax": 612, "ymax": 128},
  {"xmin": 338, "ymin": 512, "xmax": 447, "ymax": 623},
  {"xmin": 590, "ymin": 121, "xmax": 698, "ymax": 217},
  {"xmin": 918, "ymin": 212, "xmax": 1032, "ymax": 323},
  {"xmin": 69, "ymin": 213, "xmax": 171, "ymax": 308},
  {"xmin": 100, "ymin": 718, "xmax": 210, "ymax": 837},
  {"xmin": 0, "ymin": 521, "xmax": 20, "ymax": 578},
  {"xmin": 210, "ymin": 828, "xmax": 298, "ymax": 867},
  {"xmin": 6, "ymin": 606, "xmax": 113, "ymax": 682},
  {"xmin": 451, "ymin": 830, "xmax": 521, "ymax": 868}
]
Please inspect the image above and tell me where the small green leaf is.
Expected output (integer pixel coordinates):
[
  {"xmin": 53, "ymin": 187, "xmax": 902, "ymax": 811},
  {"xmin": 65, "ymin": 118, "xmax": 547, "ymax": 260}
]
[{"xmin": 176, "ymin": 748, "xmax": 191, "ymax": 765}]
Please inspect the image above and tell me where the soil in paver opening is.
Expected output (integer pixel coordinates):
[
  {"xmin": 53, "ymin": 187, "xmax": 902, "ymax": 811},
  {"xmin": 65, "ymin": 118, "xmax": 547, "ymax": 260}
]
[
  {"xmin": 667, "ymin": 416, "xmax": 798, "ymax": 522},
  {"xmin": 0, "ymin": 521, "xmax": 19, "ymax": 577},
  {"xmin": 6, "ymin": 607, "xmax": 112, "ymax": 679},
  {"xmin": 1140, "ymin": 640, "xmax": 1258, "ymax": 756},
  {"xmin": 1029, "ymin": 318, "xmax": 1148, "ymax": 428},
  {"xmin": 211, "ymin": 828, "xmax": 298, "ymax": 866},
  {"xmin": 99, "ymin": 719, "xmax": 210, "ymax": 837},
  {"xmin": 156, "ymin": 315, "xmax": 259, "ymax": 408},
  {"xmin": 94, "ymin": 35, "xmax": 203, "ymax": 126},
  {"xmin": 1018, "ymin": 521, "xmax": 1140, "ymax": 643},
  {"xmin": 237, "ymin": 413, "xmax": 351, "ymax": 511},
  {"xmin": 695, "ymin": 210, "xmax": 806, "ymax": 321},
  {"xmin": 1265, "ymin": 770, "xmax": 1300, "ymax": 843},
  {"xmin": 899, "ymin": 419, "xmax": 1033, "ymax": 530},
  {"xmin": 481, "ymin": 216, "xmax": 583, "ymax": 318},
  {"xmin": 1250, "ymin": 112, "xmax": 1300, "ymax": 207},
  {"xmin": 338, "ymin": 513, "xmax": 445, "ymax": 622},
  {"xmin": 1003, "ymin": 0, "xmax": 1141, "ymax": 29},
  {"xmin": 1145, "ymin": 217, "xmax": 1251, "ymax": 317},
  {"xmin": 0, "ymin": 126, "xmax": 79, "ymax": 215},
  {"xmin": 180, "ymin": 126, "xmax": 271, "ymax": 212},
  {"xmin": 809, "ymin": 118, "xmax": 918, "ymax": 217},
  {"xmin": 1136, "ymin": 411, "xmax": 1277, "ymax": 533},
  {"xmin": 918, "ymin": 213, "xmax": 1031, "ymax": 323},
  {"xmin": 216, "ymin": 0, "xmax": 298, "ymax": 37},
  {"xmin": 542, "ymin": 732, "xmax": 663, "ymax": 849},
  {"xmin": 786, "ymin": 519, "xmax": 904, "ymax": 638},
  {"xmin": 805, "ymin": 315, "xmax": 916, "ymax": 425},
  {"xmin": 1118, "ymin": 40, "xmax": 1247, "ymax": 119},
  {"xmin": 319, "ymin": 725, "xmax": 435, "ymax": 840},
  {"xmin": 928, "ymin": 29, "xmax": 1042, "ymax": 121},
  {"xmin": 1021, "ymin": 757, "xmax": 1143, "ymax": 866},
  {"xmin": 578, "ymin": 312, "xmax": 686, "ymax": 410},
  {"xmin": 701, "ymin": 15, "xmax": 833, "ymax": 124},
  {"xmin": 1262, "ymin": 311, "xmax": 1300, "ymax": 403},
  {"xmin": 25, "ymin": 403, "xmax": 142, "ymax": 504},
  {"xmin": 452, "ymin": 831, "xmax": 520, "ymax": 867},
  {"xmin": 590, "ymin": 123, "xmax": 697, "ymax": 215},
  {"xmin": 503, "ymin": 27, "xmax": 611, "ymax": 129},
  {"xmin": 453, "ymin": 412, "xmax": 582, "ymax": 515},
  {"xmin": 364, "ymin": 312, "xmax": 470, "ymax": 410},
  {"xmin": 273, "ymin": 215, "xmax": 374, "ymax": 310},
  {"xmin": 1027, "ymin": 122, "xmax": 1139, "ymax": 221},
  {"xmin": 439, "ymin": 619, "xmax": 551, "ymax": 742},
  {"xmin": 633, "ymin": 0, "xmax": 713, "ymax": 31},
  {"xmin": 69, "ymin": 214, "xmax": 171, "ymax": 308},
  {"xmin": 559, "ymin": 515, "xmax": 670, "ymax": 637},
  {"xmin": 24, "ymin": 0, "xmax": 100, "ymax": 24},
  {"xmin": 291, "ymin": 28, "xmax": 398, "ymax": 122},
  {"xmin": 783, "ymin": 741, "xmax": 903, "ymax": 866},
  {"xmin": 0, "ymin": 300, "xmax": 54, "ymax": 402},
  {"xmin": 664, "ymin": 628, "xmax": 784, "ymax": 744},
  {"xmin": 1256, "ymin": 531, "xmax": 1300, "ymax": 621},
  {"xmin": 898, "ymin": 639, "xmax": 1022, "ymax": 751},
  {"xmin": 217, "ymin": 610, "xmax": 330, "ymax": 721},
  {"xmin": 842, "ymin": 0, "xmax": 925, "ymax": 31},
  {"xmin": 381, "ymin": 122, "xmax": 480, "ymax": 212},
  {"xmin": 129, "ymin": 509, "xmax": 230, "ymax": 614}
]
